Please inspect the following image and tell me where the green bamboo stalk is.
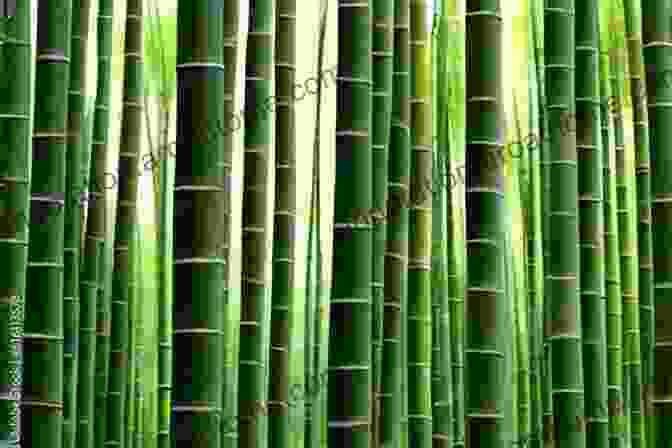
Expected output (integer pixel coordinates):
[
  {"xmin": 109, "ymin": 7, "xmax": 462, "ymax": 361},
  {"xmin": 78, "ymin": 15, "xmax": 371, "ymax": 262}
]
[
  {"xmin": 435, "ymin": 7, "xmax": 464, "ymax": 448},
  {"xmin": 141, "ymin": 11, "xmax": 172, "ymax": 448},
  {"xmin": 530, "ymin": 0, "xmax": 555, "ymax": 444},
  {"xmin": 238, "ymin": 0, "xmax": 274, "ymax": 445},
  {"xmin": 512, "ymin": 95, "xmax": 531, "ymax": 448},
  {"xmin": 220, "ymin": 0, "xmax": 238, "ymax": 445},
  {"xmin": 304, "ymin": 191, "xmax": 316, "ymax": 446},
  {"xmin": 70, "ymin": 0, "xmax": 94, "ymax": 253},
  {"xmin": 503, "ymin": 210, "xmax": 516, "ymax": 448},
  {"xmin": 155, "ymin": 100, "xmax": 172, "ymax": 448},
  {"xmin": 464, "ymin": 0, "xmax": 506, "ymax": 447},
  {"xmin": 371, "ymin": 0, "xmax": 394, "ymax": 444},
  {"xmin": 431, "ymin": 176, "xmax": 452, "ymax": 448},
  {"xmin": 515, "ymin": 248, "xmax": 529, "ymax": 448},
  {"xmin": 22, "ymin": 0, "xmax": 73, "ymax": 444},
  {"xmin": 303, "ymin": 113, "xmax": 317, "ymax": 448},
  {"xmin": 443, "ymin": 5, "xmax": 464, "ymax": 446},
  {"xmin": 598, "ymin": 13, "xmax": 625, "ymax": 445},
  {"xmin": 267, "ymin": 0, "xmax": 296, "ymax": 446},
  {"xmin": 170, "ymin": 1, "xmax": 226, "ymax": 446},
  {"xmin": 143, "ymin": 5, "xmax": 175, "ymax": 448},
  {"xmin": 576, "ymin": 1, "xmax": 609, "ymax": 447},
  {"xmin": 309, "ymin": 4, "xmax": 328, "ymax": 446},
  {"xmin": 311, "ymin": 194, "xmax": 324, "ymax": 448},
  {"xmin": 448, "ymin": 119, "xmax": 465, "ymax": 442},
  {"xmin": 612, "ymin": 9, "xmax": 645, "ymax": 448},
  {"xmin": 94, "ymin": 236, "xmax": 112, "ymax": 447},
  {"xmin": 76, "ymin": 2, "xmax": 110, "ymax": 447},
  {"xmin": 106, "ymin": 1, "xmax": 142, "ymax": 446},
  {"xmin": 609, "ymin": 33, "xmax": 639, "ymax": 447},
  {"xmin": 0, "ymin": 1, "xmax": 30, "ymax": 444},
  {"xmin": 123, "ymin": 227, "xmax": 140, "ymax": 448},
  {"xmin": 328, "ymin": 1, "xmax": 372, "ymax": 447},
  {"xmin": 62, "ymin": 1, "xmax": 93, "ymax": 446},
  {"xmin": 125, "ymin": 232, "xmax": 137, "ymax": 448},
  {"xmin": 89, "ymin": 3, "xmax": 116, "ymax": 447},
  {"xmin": 544, "ymin": 0, "xmax": 586, "ymax": 447},
  {"xmin": 380, "ymin": 0, "xmax": 410, "ymax": 444},
  {"xmin": 526, "ymin": 139, "xmax": 544, "ymax": 448},
  {"xmin": 407, "ymin": 0, "xmax": 432, "ymax": 446},
  {"xmin": 622, "ymin": 1, "xmax": 654, "ymax": 445},
  {"xmin": 77, "ymin": 41, "xmax": 103, "ymax": 248},
  {"xmin": 133, "ymin": 349, "xmax": 143, "ymax": 448},
  {"xmin": 641, "ymin": 0, "xmax": 672, "ymax": 445},
  {"xmin": 78, "ymin": 107, "xmax": 95, "ymax": 252},
  {"xmin": 431, "ymin": 1, "xmax": 453, "ymax": 446},
  {"xmin": 131, "ymin": 236, "xmax": 142, "ymax": 448},
  {"xmin": 445, "ymin": 191, "xmax": 462, "ymax": 448},
  {"xmin": 526, "ymin": 4, "xmax": 543, "ymax": 443}
]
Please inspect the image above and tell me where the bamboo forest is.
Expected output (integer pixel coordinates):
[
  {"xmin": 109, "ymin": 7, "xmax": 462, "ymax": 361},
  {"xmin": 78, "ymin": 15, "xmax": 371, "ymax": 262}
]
[{"xmin": 4, "ymin": 0, "xmax": 672, "ymax": 447}]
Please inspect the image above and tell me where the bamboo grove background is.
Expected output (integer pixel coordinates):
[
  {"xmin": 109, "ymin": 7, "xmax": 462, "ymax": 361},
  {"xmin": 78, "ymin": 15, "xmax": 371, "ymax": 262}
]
[{"xmin": 1, "ymin": 0, "xmax": 671, "ymax": 447}]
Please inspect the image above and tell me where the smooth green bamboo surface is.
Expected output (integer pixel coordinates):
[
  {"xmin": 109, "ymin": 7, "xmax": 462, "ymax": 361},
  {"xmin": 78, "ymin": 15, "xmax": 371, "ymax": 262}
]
[
  {"xmin": 371, "ymin": 0, "xmax": 393, "ymax": 445},
  {"xmin": 238, "ymin": 0, "xmax": 274, "ymax": 446},
  {"xmin": 525, "ymin": 122, "xmax": 543, "ymax": 448},
  {"xmin": 72, "ymin": 2, "xmax": 97, "ymax": 446},
  {"xmin": 623, "ymin": 2, "xmax": 654, "ymax": 445},
  {"xmin": 544, "ymin": 1, "xmax": 586, "ymax": 447},
  {"xmin": 598, "ymin": 21, "xmax": 625, "ymax": 446},
  {"xmin": 0, "ymin": 1, "xmax": 30, "ymax": 445},
  {"xmin": 407, "ymin": 0, "xmax": 432, "ymax": 446},
  {"xmin": 90, "ymin": 2, "xmax": 115, "ymax": 446},
  {"xmin": 532, "ymin": 0, "xmax": 555, "ymax": 443},
  {"xmin": 445, "ymin": 6, "xmax": 465, "ymax": 445},
  {"xmin": 171, "ymin": 1, "xmax": 226, "ymax": 446},
  {"xmin": 156, "ymin": 121, "xmax": 172, "ymax": 448},
  {"xmin": 63, "ymin": 1, "xmax": 92, "ymax": 446},
  {"xmin": 220, "ymin": 1, "xmax": 238, "ymax": 446},
  {"xmin": 133, "ymin": 348, "xmax": 142, "ymax": 448},
  {"xmin": 150, "ymin": 13, "xmax": 176, "ymax": 448},
  {"xmin": 641, "ymin": 0, "xmax": 672, "ymax": 445},
  {"xmin": 610, "ymin": 40, "xmax": 639, "ymax": 446},
  {"xmin": 431, "ymin": 149, "xmax": 453, "ymax": 448},
  {"xmin": 307, "ymin": 5, "xmax": 328, "ymax": 447},
  {"xmin": 380, "ymin": 0, "xmax": 410, "ymax": 445},
  {"xmin": 146, "ymin": 17, "xmax": 175, "ymax": 445},
  {"xmin": 308, "ymin": 7, "xmax": 329, "ymax": 445},
  {"xmin": 303, "ymin": 23, "xmax": 322, "ymax": 442},
  {"xmin": 576, "ymin": 1, "xmax": 609, "ymax": 447},
  {"xmin": 513, "ymin": 97, "xmax": 531, "ymax": 448},
  {"xmin": 431, "ymin": 2, "xmax": 453, "ymax": 446},
  {"xmin": 23, "ymin": 0, "xmax": 73, "ymax": 446},
  {"xmin": 310, "ymin": 186, "xmax": 324, "ymax": 447},
  {"xmin": 328, "ymin": 1, "xmax": 372, "ymax": 447},
  {"xmin": 124, "ymin": 231, "xmax": 137, "ymax": 448},
  {"xmin": 526, "ymin": 4, "xmax": 543, "ymax": 444},
  {"xmin": 464, "ymin": 1, "xmax": 506, "ymax": 447},
  {"xmin": 130, "ymin": 244, "xmax": 142, "ymax": 448},
  {"xmin": 400, "ymin": 0, "xmax": 410, "ymax": 443},
  {"xmin": 267, "ymin": 0, "xmax": 296, "ymax": 446},
  {"xmin": 304, "ymin": 205, "xmax": 316, "ymax": 447},
  {"xmin": 69, "ymin": 0, "xmax": 94, "ymax": 249},
  {"xmin": 106, "ymin": 1, "xmax": 143, "ymax": 446}
]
